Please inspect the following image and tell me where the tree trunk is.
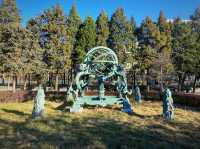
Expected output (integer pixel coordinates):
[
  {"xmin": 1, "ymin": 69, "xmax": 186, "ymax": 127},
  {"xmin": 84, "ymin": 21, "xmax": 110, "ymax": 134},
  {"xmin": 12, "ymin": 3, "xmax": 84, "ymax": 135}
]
[
  {"xmin": 23, "ymin": 75, "xmax": 27, "ymax": 90},
  {"xmin": 132, "ymin": 71, "xmax": 136, "ymax": 89},
  {"xmin": 71, "ymin": 68, "xmax": 74, "ymax": 80},
  {"xmin": 47, "ymin": 73, "xmax": 50, "ymax": 86},
  {"xmin": 7, "ymin": 76, "xmax": 10, "ymax": 90},
  {"xmin": 193, "ymin": 75, "xmax": 197, "ymax": 93},
  {"xmin": 55, "ymin": 73, "xmax": 59, "ymax": 91},
  {"xmin": 28, "ymin": 74, "xmax": 31, "ymax": 88},
  {"xmin": 16, "ymin": 75, "xmax": 18, "ymax": 87},
  {"xmin": 2, "ymin": 73, "xmax": 5, "ymax": 85},
  {"xmin": 178, "ymin": 75, "xmax": 182, "ymax": 92},
  {"xmin": 67, "ymin": 72, "xmax": 70, "ymax": 88},
  {"xmin": 49, "ymin": 73, "xmax": 53, "ymax": 87},
  {"xmin": 181, "ymin": 74, "xmax": 186, "ymax": 92},
  {"xmin": 64, "ymin": 72, "xmax": 66, "ymax": 85},
  {"xmin": 146, "ymin": 69, "xmax": 150, "ymax": 92},
  {"xmin": 12, "ymin": 76, "xmax": 16, "ymax": 93},
  {"xmin": 160, "ymin": 64, "xmax": 164, "ymax": 93}
]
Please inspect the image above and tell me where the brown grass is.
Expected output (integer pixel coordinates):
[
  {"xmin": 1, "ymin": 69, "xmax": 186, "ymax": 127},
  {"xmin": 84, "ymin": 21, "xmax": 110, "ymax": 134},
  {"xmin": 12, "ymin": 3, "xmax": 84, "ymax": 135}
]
[{"xmin": 0, "ymin": 100, "xmax": 200, "ymax": 149}]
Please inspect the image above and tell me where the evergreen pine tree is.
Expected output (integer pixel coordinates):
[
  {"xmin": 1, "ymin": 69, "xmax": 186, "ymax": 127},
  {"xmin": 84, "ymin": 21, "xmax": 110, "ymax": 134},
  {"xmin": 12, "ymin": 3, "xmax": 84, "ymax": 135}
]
[
  {"xmin": 96, "ymin": 10, "xmax": 109, "ymax": 46},
  {"xmin": 22, "ymin": 28, "xmax": 46, "ymax": 90},
  {"xmin": 156, "ymin": 11, "xmax": 173, "ymax": 91},
  {"xmin": 108, "ymin": 8, "xmax": 134, "ymax": 64},
  {"xmin": 66, "ymin": 5, "xmax": 81, "ymax": 70},
  {"xmin": 190, "ymin": 7, "xmax": 200, "ymax": 92},
  {"xmin": 172, "ymin": 18, "xmax": 196, "ymax": 91},
  {"xmin": 130, "ymin": 17, "xmax": 136, "ymax": 31},
  {"xmin": 26, "ymin": 17, "xmax": 41, "ymax": 39},
  {"xmin": 75, "ymin": 16, "xmax": 96, "ymax": 64},
  {"xmin": 137, "ymin": 16, "xmax": 160, "ymax": 92},
  {"xmin": 0, "ymin": 26, "xmax": 44, "ymax": 92},
  {"xmin": 126, "ymin": 16, "xmax": 138, "ymax": 87},
  {"xmin": 0, "ymin": 0, "xmax": 21, "ymax": 91},
  {"xmin": 37, "ymin": 5, "xmax": 71, "ymax": 91},
  {"xmin": 137, "ymin": 17, "xmax": 160, "ymax": 71},
  {"xmin": 0, "ymin": 0, "xmax": 20, "ymax": 26}
]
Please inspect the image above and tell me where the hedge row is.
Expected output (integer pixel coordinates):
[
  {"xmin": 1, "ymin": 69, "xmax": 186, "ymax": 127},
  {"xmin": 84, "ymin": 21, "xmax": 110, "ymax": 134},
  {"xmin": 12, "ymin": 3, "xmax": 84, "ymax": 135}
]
[
  {"xmin": 173, "ymin": 93, "xmax": 200, "ymax": 107},
  {"xmin": 0, "ymin": 90, "xmax": 117, "ymax": 103},
  {"xmin": 0, "ymin": 90, "xmax": 199, "ymax": 107},
  {"xmin": 144, "ymin": 91, "xmax": 200, "ymax": 107},
  {"xmin": 0, "ymin": 91, "xmax": 35, "ymax": 103},
  {"xmin": 0, "ymin": 91, "xmax": 67, "ymax": 103}
]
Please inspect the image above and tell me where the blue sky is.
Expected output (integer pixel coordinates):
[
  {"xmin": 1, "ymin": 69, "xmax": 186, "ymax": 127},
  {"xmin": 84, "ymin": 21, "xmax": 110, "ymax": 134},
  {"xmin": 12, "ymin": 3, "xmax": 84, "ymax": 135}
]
[{"xmin": 16, "ymin": 0, "xmax": 200, "ymax": 26}]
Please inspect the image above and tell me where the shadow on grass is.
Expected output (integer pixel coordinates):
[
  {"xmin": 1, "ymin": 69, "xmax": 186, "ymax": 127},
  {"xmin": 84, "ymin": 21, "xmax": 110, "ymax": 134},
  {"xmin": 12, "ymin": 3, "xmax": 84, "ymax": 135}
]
[
  {"xmin": 132, "ymin": 112, "xmax": 162, "ymax": 119},
  {"xmin": 0, "ymin": 110, "xmax": 200, "ymax": 149},
  {"xmin": 55, "ymin": 101, "xmax": 74, "ymax": 111},
  {"xmin": 1, "ymin": 108, "xmax": 30, "ymax": 116}
]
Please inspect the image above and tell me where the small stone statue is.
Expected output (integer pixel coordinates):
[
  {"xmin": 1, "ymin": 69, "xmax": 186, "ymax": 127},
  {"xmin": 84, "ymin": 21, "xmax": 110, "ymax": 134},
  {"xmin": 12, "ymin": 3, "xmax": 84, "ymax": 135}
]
[
  {"xmin": 66, "ymin": 83, "xmax": 78, "ymax": 101},
  {"xmin": 116, "ymin": 78, "xmax": 125, "ymax": 99},
  {"xmin": 134, "ymin": 85, "xmax": 142, "ymax": 103},
  {"xmin": 115, "ymin": 65, "xmax": 131, "ymax": 103},
  {"xmin": 121, "ymin": 99, "xmax": 133, "ymax": 114},
  {"xmin": 32, "ymin": 84, "xmax": 45, "ymax": 118},
  {"xmin": 163, "ymin": 88, "xmax": 175, "ymax": 120}
]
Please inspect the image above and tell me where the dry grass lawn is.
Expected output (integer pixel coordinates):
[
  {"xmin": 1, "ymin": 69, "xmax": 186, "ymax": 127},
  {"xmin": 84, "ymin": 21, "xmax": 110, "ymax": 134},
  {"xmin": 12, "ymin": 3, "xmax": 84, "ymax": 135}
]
[{"xmin": 0, "ymin": 100, "xmax": 200, "ymax": 149}]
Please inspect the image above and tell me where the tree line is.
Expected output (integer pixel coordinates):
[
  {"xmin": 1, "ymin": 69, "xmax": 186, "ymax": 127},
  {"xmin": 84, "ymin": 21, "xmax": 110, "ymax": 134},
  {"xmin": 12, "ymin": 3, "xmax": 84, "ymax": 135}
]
[{"xmin": 0, "ymin": 0, "xmax": 200, "ymax": 93}]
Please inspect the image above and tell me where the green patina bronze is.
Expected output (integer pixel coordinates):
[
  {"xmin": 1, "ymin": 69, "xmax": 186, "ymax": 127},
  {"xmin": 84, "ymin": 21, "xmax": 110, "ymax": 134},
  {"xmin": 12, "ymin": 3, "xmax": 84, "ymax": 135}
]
[
  {"xmin": 134, "ymin": 85, "xmax": 142, "ymax": 103},
  {"xmin": 68, "ymin": 46, "xmax": 132, "ymax": 113}
]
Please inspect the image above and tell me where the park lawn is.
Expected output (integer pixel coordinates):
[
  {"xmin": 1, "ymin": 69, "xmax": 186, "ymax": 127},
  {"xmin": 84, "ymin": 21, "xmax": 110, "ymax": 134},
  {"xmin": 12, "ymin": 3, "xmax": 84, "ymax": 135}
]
[{"xmin": 0, "ymin": 100, "xmax": 200, "ymax": 149}]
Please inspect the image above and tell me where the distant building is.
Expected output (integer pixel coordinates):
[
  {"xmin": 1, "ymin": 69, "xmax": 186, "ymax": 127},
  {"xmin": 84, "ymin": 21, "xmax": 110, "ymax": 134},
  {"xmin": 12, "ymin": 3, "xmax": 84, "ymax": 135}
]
[{"xmin": 167, "ymin": 19, "xmax": 191, "ymax": 23}]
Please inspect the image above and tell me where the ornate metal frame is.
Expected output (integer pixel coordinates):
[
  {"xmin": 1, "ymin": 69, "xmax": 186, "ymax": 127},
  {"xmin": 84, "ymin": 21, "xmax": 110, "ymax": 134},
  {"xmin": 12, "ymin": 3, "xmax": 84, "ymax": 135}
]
[{"xmin": 68, "ymin": 46, "xmax": 132, "ymax": 113}]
